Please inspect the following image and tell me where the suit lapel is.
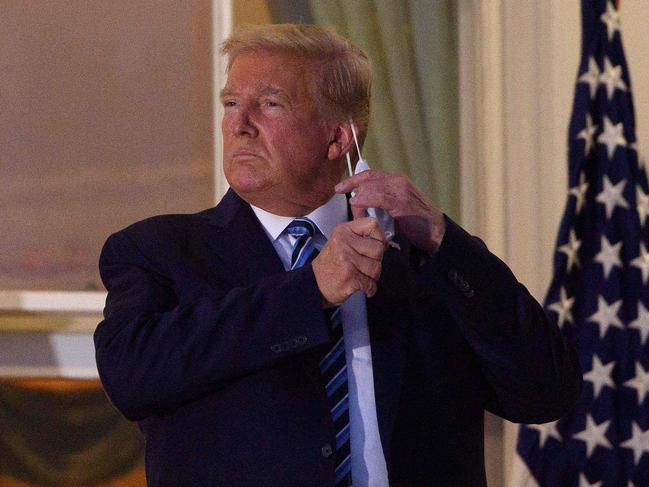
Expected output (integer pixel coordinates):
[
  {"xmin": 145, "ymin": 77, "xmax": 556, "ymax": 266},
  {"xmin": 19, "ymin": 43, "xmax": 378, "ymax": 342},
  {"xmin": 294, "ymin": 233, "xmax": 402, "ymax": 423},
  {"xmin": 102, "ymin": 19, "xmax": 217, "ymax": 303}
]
[
  {"xmin": 199, "ymin": 190, "xmax": 329, "ymax": 383},
  {"xmin": 367, "ymin": 235, "xmax": 413, "ymax": 460},
  {"xmin": 200, "ymin": 189, "xmax": 285, "ymax": 286}
]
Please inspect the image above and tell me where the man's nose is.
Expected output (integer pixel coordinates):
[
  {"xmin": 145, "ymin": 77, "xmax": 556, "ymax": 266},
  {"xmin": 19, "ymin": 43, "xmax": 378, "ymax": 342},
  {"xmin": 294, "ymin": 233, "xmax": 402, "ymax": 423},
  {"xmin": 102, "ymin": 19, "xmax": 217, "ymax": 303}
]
[{"xmin": 231, "ymin": 105, "xmax": 259, "ymax": 138}]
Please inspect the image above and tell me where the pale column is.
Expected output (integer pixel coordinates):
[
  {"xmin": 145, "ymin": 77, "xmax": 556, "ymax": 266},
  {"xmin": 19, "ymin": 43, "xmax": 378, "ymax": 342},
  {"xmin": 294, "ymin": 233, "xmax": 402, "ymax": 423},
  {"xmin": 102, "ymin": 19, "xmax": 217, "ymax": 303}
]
[{"xmin": 212, "ymin": 0, "xmax": 233, "ymax": 202}]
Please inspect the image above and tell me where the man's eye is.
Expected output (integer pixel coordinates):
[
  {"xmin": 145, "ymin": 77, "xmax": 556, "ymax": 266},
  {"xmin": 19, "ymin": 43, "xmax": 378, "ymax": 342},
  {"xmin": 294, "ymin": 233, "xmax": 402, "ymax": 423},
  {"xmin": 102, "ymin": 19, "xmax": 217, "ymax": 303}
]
[
  {"xmin": 262, "ymin": 100, "xmax": 281, "ymax": 108},
  {"xmin": 223, "ymin": 100, "xmax": 237, "ymax": 108}
]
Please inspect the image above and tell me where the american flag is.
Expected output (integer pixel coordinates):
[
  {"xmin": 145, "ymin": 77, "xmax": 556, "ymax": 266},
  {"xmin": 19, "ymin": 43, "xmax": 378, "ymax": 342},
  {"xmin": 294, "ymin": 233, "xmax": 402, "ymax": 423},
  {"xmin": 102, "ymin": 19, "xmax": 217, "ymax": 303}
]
[{"xmin": 515, "ymin": 0, "xmax": 649, "ymax": 486}]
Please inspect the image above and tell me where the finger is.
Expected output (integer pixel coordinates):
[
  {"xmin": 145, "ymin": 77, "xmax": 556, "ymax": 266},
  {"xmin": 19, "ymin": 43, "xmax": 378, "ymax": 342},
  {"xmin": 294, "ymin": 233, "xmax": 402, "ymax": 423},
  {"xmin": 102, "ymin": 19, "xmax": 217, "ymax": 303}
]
[
  {"xmin": 347, "ymin": 217, "xmax": 386, "ymax": 243},
  {"xmin": 347, "ymin": 232, "xmax": 386, "ymax": 260},
  {"xmin": 349, "ymin": 190, "xmax": 397, "ymax": 213},
  {"xmin": 350, "ymin": 253, "xmax": 382, "ymax": 281},
  {"xmin": 354, "ymin": 272, "xmax": 378, "ymax": 298},
  {"xmin": 365, "ymin": 279, "xmax": 378, "ymax": 298},
  {"xmin": 335, "ymin": 169, "xmax": 386, "ymax": 194},
  {"xmin": 353, "ymin": 274, "xmax": 378, "ymax": 298},
  {"xmin": 351, "ymin": 204, "xmax": 368, "ymax": 220}
]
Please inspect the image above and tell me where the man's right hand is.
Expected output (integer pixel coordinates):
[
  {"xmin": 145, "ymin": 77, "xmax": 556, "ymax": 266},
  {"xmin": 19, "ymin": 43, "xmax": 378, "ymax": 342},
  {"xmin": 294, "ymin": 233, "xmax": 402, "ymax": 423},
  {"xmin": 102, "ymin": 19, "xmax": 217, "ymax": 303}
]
[{"xmin": 311, "ymin": 217, "xmax": 387, "ymax": 306}]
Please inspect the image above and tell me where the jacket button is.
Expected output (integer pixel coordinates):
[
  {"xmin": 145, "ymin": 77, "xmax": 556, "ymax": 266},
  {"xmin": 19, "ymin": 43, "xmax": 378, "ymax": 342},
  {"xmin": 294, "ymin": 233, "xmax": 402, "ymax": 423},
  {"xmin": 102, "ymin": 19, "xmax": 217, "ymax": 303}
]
[
  {"xmin": 321, "ymin": 444, "xmax": 333, "ymax": 458},
  {"xmin": 464, "ymin": 289, "xmax": 475, "ymax": 298},
  {"xmin": 448, "ymin": 269, "xmax": 458, "ymax": 282},
  {"xmin": 270, "ymin": 344, "xmax": 281, "ymax": 353}
]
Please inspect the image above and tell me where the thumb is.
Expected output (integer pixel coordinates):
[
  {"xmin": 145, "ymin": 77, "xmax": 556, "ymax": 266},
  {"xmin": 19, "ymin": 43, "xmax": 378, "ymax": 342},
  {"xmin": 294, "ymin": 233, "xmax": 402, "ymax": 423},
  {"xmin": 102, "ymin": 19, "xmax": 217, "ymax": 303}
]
[{"xmin": 351, "ymin": 204, "xmax": 368, "ymax": 220}]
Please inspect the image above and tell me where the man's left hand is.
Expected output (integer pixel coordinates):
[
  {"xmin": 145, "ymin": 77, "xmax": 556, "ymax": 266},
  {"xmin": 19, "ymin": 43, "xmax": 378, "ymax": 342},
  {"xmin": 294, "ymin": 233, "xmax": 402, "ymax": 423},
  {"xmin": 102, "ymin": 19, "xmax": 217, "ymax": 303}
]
[{"xmin": 335, "ymin": 170, "xmax": 446, "ymax": 253}]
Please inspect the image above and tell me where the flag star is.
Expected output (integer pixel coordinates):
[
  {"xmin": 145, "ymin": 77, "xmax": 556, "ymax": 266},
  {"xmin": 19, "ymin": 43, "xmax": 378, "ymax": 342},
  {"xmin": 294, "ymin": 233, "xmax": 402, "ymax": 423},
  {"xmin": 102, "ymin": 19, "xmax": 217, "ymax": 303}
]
[
  {"xmin": 596, "ymin": 175, "xmax": 629, "ymax": 219},
  {"xmin": 621, "ymin": 422, "xmax": 649, "ymax": 465},
  {"xmin": 548, "ymin": 287, "xmax": 575, "ymax": 328},
  {"xmin": 637, "ymin": 186, "xmax": 649, "ymax": 227},
  {"xmin": 579, "ymin": 473, "xmax": 603, "ymax": 487},
  {"xmin": 597, "ymin": 116, "xmax": 627, "ymax": 159},
  {"xmin": 624, "ymin": 362, "xmax": 649, "ymax": 405},
  {"xmin": 526, "ymin": 420, "xmax": 562, "ymax": 448},
  {"xmin": 579, "ymin": 57, "xmax": 600, "ymax": 99},
  {"xmin": 599, "ymin": 56, "xmax": 627, "ymax": 101},
  {"xmin": 630, "ymin": 302, "xmax": 649, "ymax": 345},
  {"xmin": 594, "ymin": 236, "xmax": 623, "ymax": 279},
  {"xmin": 573, "ymin": 415, "xmax": 612, "ymax": 457},
  {"xmin": 631, "ymin": 243, "xmax": 649, "ymax": 284},
  {"xmin": 588, "ymin": 296, "xmax": 624, "ymax": 339},
  {"xmin": 559, "ymin": 230, "xmax": 582, "ymax": 271},
  {"xmin": 577, "ymin": 114, "xmax": 598, "ymax": 156},
  {"xmin": 600, "ymin": 1, "xmax": 621, "ymax": 41},
  {"xmin": 570, "ymin": 173, "xmax": 589, "ymax": 215},
  {"xmin": 584, "ymin": 355, "xmax": 615, "ymax": 398}
]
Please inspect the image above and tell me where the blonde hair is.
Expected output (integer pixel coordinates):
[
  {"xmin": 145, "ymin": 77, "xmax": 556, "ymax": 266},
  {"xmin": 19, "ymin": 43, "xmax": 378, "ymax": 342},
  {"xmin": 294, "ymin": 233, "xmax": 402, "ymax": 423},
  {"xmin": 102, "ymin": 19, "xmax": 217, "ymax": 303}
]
[{"xmin": 220, "ymin": 24, "xmax": 372, "ymax": 144}]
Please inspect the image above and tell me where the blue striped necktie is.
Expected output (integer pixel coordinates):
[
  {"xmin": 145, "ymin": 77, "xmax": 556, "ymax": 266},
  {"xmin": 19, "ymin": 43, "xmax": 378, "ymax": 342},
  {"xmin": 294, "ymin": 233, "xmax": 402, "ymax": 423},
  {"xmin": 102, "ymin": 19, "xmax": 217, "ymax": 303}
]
[{"xmin": 286, "ymin": 219, "xmax": 352, "ymax": 487}]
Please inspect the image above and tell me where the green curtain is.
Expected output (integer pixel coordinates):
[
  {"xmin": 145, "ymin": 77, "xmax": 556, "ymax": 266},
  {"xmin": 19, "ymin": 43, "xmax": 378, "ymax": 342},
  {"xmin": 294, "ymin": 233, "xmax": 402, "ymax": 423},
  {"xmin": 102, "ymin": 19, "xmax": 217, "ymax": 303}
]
[
  {"xmin": 0, "ymin": 381, "xmax": 143, "ymax": 485},
  {"xmin": 270, "ymin": 0, "xmax": 460, "ymax": 219}
]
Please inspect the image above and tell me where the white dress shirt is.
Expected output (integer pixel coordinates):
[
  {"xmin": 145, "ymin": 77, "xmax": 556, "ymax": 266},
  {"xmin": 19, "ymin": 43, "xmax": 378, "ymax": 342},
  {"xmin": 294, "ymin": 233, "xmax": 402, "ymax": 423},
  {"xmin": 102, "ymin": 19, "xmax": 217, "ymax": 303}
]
[{"xmin": 251, "ymin": 193, "xmax": 390, "ymax": 487}]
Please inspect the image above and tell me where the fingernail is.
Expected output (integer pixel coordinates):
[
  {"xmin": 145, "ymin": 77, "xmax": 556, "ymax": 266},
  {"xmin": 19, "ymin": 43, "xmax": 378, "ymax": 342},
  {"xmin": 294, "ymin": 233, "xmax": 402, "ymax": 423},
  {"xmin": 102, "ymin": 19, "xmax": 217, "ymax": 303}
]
[{"xmin": 334, "ymin": 183, "xmax": 343, "ymax": 192}]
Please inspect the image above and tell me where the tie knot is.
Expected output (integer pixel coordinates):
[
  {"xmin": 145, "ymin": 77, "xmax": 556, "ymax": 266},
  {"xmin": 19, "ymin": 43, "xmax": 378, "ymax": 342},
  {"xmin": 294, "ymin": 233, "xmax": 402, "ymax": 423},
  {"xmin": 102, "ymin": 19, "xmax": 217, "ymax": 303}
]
[
  {"xmin": 286, "ymin": 218, "xmax": 320, "ymax": 269},
  {"xmin": 286, "ymin": 218, "xmax": 317, "ymax": 239}
]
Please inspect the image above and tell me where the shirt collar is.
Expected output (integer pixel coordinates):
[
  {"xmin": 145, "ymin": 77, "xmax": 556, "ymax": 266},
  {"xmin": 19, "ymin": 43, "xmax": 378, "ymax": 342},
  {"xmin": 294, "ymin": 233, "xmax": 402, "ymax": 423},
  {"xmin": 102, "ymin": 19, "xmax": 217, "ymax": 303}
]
[{"xmin": 250, "ymin": 193, "xmax": 348, "ymax": 241}]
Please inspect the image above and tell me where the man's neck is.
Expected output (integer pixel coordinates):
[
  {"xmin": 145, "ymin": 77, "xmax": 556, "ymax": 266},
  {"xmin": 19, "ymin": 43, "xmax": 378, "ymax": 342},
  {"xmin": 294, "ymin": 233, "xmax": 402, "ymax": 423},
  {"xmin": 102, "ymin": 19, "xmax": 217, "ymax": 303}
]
[
  {"xmin": 250, "ymin": 192, "xmax": 348, "ymax": 241},
  {"xmin": 240, "ymin": 190, "xmax": 337, "ymax": 217}
]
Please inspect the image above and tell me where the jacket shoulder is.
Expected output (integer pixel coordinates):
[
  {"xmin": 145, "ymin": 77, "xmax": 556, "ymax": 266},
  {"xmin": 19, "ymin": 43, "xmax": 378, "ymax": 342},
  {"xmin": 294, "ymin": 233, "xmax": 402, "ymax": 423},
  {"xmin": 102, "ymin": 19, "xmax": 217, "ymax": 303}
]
[
  {"xmin": 117, "ymin": 207, "xmax": 214, "ymax": 242},
  {"xmin": 100, "ymin": 207, "xmax": 216, "ymax": 268}
]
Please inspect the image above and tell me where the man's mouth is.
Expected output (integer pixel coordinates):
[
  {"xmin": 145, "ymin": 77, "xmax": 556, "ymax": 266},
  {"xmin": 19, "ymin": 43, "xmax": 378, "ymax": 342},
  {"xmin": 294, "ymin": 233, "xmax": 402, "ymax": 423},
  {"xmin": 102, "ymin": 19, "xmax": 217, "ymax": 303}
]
[{"xmin": 232, "ymin": 150, "xmax": 260, "ymax": 159}]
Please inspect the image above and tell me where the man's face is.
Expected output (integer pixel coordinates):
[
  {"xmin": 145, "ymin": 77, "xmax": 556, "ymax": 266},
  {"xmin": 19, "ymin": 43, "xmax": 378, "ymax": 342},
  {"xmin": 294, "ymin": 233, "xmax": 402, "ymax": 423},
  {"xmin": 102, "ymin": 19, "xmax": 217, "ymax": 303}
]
[{"xmin": 221, "ymin": 50, "xmax": 339, "ymax": 215}]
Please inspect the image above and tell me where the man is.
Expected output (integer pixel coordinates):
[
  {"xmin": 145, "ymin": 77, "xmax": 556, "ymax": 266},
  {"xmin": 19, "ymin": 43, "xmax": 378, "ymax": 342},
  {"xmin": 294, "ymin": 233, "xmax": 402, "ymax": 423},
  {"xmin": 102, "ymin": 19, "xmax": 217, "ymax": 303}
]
[{"xmin": 95, "ymin": 24, "xmax": 581, "ymax": 487}]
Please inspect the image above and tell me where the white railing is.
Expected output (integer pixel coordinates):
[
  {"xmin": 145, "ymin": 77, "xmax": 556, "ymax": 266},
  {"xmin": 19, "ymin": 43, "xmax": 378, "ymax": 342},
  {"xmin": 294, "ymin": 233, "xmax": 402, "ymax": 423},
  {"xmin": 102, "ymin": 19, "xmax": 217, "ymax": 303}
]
[{"xmin": 0, "ymin": 291, "xmax": 106, "ymax": 379}]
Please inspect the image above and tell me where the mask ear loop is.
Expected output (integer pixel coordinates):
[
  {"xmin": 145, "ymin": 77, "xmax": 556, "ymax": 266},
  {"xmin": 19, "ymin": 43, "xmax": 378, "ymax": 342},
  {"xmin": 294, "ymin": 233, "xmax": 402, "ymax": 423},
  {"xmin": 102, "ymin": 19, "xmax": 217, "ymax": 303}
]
[
  {"xmin": 349, "ymin": 119, "xmax": 363, "ymax": 161},
  {"xmin": 346, "ymin": 119, "xmax": 400, "ymax": 249},
  {"xmin": 345, "ymin": 153, "xmax": 354, "ymax": 177},
  {"xmin": 345, "ymin": 119, "xmax": 363, "ymax": 177}
]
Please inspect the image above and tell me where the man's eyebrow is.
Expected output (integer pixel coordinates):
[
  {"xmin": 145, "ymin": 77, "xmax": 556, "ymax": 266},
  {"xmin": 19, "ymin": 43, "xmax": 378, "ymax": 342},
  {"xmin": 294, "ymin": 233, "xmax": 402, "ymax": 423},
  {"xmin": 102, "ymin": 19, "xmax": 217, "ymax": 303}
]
[
  {"xmin": 219, "ymin": 84, "xmax": 290, "ymax": 101},
  {"xmin": 257, "ymin": 85, "xmax": 289, "ymax": 98},
  {"xmin": 219, "ymin": 87, "xmax": 235, "ymax": 100}
]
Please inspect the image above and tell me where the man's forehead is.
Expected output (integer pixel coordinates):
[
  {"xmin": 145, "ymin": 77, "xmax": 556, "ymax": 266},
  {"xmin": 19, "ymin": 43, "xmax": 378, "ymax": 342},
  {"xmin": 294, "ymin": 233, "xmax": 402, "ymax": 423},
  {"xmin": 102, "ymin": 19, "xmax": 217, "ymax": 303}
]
[{"xmin": 221, "ymin": 56, "xmax": 318, "ymax": 101}]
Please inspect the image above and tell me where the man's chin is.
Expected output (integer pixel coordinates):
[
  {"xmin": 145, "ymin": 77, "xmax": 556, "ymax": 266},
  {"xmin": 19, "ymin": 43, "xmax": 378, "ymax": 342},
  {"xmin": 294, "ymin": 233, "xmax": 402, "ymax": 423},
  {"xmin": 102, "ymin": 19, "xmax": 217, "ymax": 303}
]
[{"xmin": 224, "ymin": 172, "xmax": 269, "ymax": 200}]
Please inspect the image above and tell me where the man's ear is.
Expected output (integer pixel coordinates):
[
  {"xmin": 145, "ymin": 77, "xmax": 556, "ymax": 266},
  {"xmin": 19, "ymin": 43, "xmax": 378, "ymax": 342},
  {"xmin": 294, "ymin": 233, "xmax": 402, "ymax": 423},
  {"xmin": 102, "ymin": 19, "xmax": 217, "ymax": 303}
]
[{"xmin": 327, "ymin": 121, "xmax": 355, "ymax": 161}]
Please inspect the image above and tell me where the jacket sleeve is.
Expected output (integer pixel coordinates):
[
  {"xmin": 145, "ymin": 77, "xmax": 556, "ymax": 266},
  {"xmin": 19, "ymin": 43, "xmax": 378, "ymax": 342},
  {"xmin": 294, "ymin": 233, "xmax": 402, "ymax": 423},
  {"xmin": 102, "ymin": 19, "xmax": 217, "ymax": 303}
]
[
  {"xmin": 94, "ymin": 230, "xmax": 331, "ymax": 421},
  {"xmin": 417, "ymin": 217, "xmax": 582, "ymax": 424}
]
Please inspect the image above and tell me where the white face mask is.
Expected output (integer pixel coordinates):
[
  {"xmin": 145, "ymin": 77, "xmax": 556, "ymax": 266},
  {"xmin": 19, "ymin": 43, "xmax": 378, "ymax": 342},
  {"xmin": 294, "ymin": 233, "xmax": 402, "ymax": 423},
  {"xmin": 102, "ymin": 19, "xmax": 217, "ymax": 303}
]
[{"xmin": 345, "ymin": 121, "xmax": 399, "ymax": 249}]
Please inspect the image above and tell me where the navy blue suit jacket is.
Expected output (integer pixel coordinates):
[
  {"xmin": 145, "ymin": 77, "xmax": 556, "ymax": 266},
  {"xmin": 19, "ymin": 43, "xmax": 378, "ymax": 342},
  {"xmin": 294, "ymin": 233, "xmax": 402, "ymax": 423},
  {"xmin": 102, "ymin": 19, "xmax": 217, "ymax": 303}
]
[{"xmin": 95, "ymin": 189, "xmax": 581, "ymax": 486}]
